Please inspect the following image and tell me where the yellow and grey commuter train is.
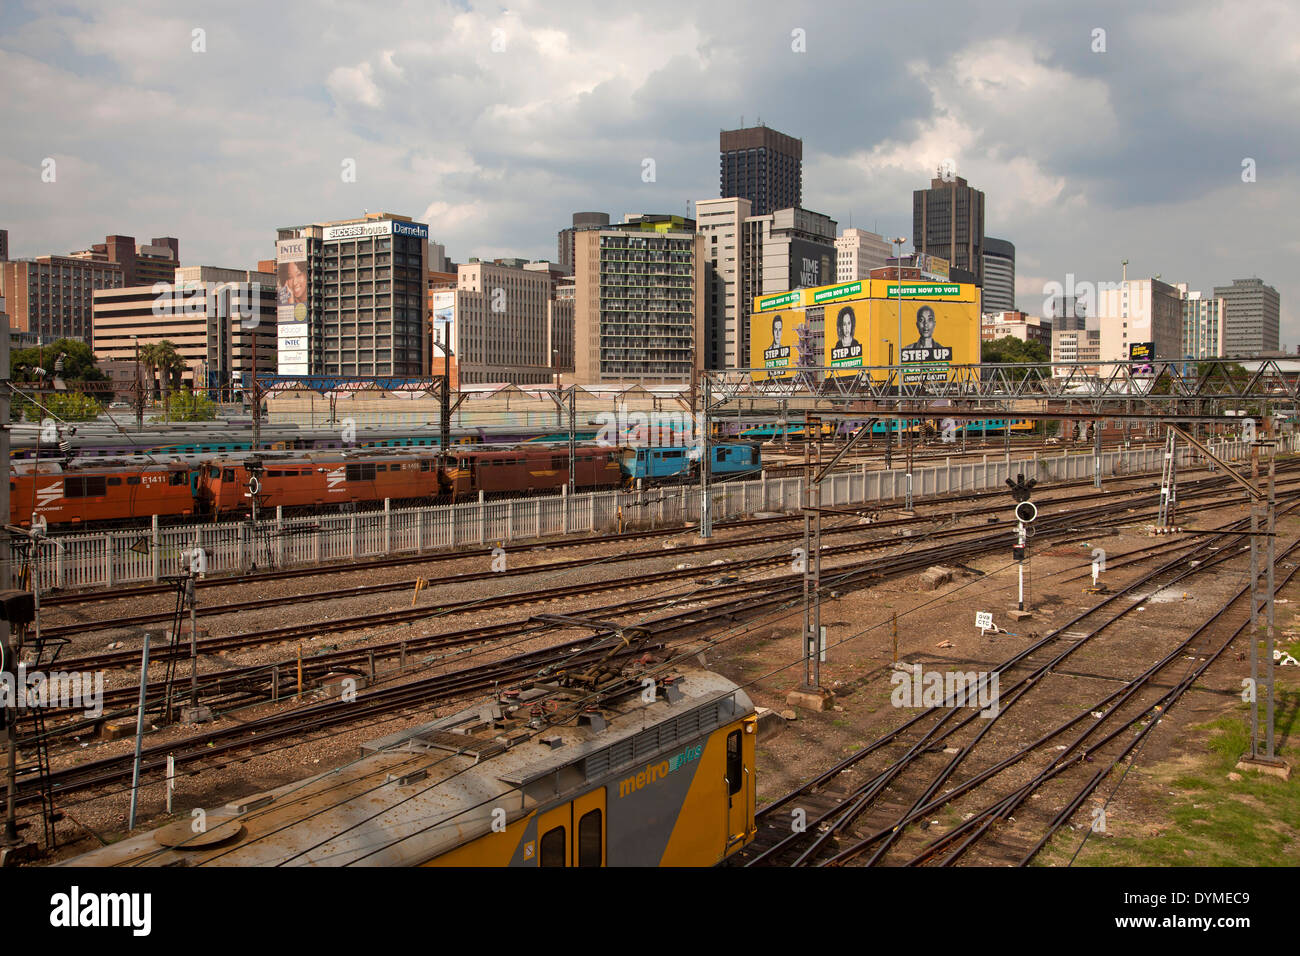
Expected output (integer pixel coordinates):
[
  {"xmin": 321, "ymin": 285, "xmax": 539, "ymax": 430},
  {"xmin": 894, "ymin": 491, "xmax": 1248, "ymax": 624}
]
[{"xmin": 63, "ymin": 669, "xmax": 757, "ymax": 867}]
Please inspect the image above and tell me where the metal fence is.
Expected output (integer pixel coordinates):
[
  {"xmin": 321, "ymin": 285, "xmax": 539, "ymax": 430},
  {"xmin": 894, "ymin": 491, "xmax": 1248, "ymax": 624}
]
[{"xmin": 29, "ymin": 435, "xmax": 1292, "ymax": 592}]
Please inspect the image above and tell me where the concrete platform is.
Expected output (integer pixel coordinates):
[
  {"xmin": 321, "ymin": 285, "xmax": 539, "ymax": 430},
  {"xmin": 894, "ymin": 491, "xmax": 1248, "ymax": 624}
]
[
  {"xmin": 101, "ymin": 719, "xmax": 137, "ymax": 741},
  {"xmin": 754, "ymin": 706, "xmax": 785, "ymax": 741},
  {"xmin": 785, "ymin": 687, "xmax": 835, "ymax": 712},
  {"xmin": 181, "ymin": 704, "xmax": 213, "ymax": 724},
  {"xmin": 1235, "ymin": 757, "xmax": 1291, "ymax": 780}
]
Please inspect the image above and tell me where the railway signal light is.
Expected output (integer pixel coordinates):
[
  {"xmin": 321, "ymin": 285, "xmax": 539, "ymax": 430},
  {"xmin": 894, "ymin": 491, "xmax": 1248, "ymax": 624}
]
[
  {"xmin": 1005, "ymin": 472, "xmax": 1036, "ymax": 503},
  {"xmin": 1014, "ymin": 500, "xmax": 1037, "ymax": 524}
]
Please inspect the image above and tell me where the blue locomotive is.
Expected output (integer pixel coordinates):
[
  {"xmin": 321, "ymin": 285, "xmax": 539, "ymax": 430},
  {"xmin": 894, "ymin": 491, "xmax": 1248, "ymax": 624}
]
[{"xmin": 619, "ymin": 443, "xmax": 762, "ymax": 484}]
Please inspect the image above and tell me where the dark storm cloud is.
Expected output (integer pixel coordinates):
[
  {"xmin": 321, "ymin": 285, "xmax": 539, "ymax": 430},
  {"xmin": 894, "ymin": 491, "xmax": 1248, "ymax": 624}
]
[{"xmin": 0, "ymin": 0, "xmax": 1295, "ymax": 339}]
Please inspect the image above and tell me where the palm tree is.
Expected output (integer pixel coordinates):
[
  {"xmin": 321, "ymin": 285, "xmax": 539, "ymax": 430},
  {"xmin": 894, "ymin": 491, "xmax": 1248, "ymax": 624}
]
[
  {"xmin": 138, "ymin": 343, "xmax": 161, "ymax": 405},
  {"xmin": 152, "ymin": 341, "xmax": 184, "ymax": 416}
]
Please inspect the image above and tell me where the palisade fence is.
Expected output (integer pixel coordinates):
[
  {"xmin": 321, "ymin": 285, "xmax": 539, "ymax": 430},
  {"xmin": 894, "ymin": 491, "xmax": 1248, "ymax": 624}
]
[{"xmin": 29, "ymin": 436, "xmax": 1294, "ymax": 593}]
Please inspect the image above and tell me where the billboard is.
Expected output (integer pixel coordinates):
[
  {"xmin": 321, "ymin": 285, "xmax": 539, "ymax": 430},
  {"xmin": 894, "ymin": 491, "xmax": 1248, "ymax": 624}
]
[
  {"xmin": 790, "ymin": 239, "xmax": 834, "ymax": 290},
  {"xmin": 276, "ymin": 238, "xmax": 309, "ymax": 327},
  {"xmin": 1129, "ymin": 341, "xmax": 1154, "ymax": 373},
  {"xmin": 874, "ymin": 298, "xmax": 980, "ymax": 384},
  {"xmin": 816, "ymin": 280, "xmax": 979, "ymax": 381},
  {"xmin": 826, "ymin": 300, "xmax": 866, "ymax": 370},
  {"xmin": 431, "ymin": 291, "xmax": 455, "ymax": 354},
  {"xmin": 751, "ymin": 309, "xmax": 806, "ymax": 379},
  {"xmin": 918, "ymin": 254, "xmax": 950, "ymax": 280}
]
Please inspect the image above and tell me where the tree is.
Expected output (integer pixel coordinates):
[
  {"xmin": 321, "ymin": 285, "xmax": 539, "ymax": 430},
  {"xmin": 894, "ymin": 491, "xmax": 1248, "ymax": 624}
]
[
  {"xmin": 138, "ymin": 342, "xmax": 161, "ymax": 403},
  {"xmin": 981, "ymin": 336, "xmax": 1049, "ymax": 381},
  {"xmin": 24, "ymin": 391, "xmax": 103, "ymax": 422},
  {"xmin": 164, "ymin": 388, "xmax": 217, "ymax": 422},
  {"xmin": 136, "ymin": 340, "xmax": 184, "ymax": 403},
  {"xmin": 10, "ymin": 338, "xmax": 107, "ymax": 383},
  {"xmin": 1149, "ymin": 360, "xmax": 1260, "ymax": 415}
]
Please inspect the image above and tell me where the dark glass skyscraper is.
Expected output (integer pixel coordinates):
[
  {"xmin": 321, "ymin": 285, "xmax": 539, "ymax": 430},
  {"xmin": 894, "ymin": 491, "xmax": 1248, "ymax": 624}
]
[
  {"xmin": 720, "ymin": 126, "xmax": 802, "ymax": 216},
  {"xmin": 982, "ymin": 236, "xmax": 1015, "ymax": 313},
  {"xmin": 913, "ymin": 175, "xmax": 986, "ymax": 287}
]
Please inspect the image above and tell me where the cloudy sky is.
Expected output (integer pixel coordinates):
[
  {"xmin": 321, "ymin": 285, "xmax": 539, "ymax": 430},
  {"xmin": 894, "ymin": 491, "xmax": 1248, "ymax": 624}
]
[{"xmin": 2, "ymin": 0, "xmax": 1296, "ymax": 343}]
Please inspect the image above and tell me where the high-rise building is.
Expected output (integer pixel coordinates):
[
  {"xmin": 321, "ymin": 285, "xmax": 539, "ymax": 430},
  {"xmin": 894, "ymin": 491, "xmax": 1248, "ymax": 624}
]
[
  {"xmin": 0, "ymin": 256, "xmax": 123, "ymax": 342},
  {"xmin": 277, "ymin": 213, "xmax": 430, "ymax": 377},
  {"xmin": 720, "ymin": 126, "xmax": 802, "ymax": 216},
  {"xmin": 913, "ymin": 174, "xmax": 986, "ymax": 286},
  {"xmin": 1213, "ymin": 277, "xmax": 1280, "ymax": 357},
  {"xmin": 430, "ymin": 259, "xmax": 562, "ymax": 385},
  {"xmin": 1052, "ymin": 327, "xmax": 1101, "ymax": 373},
  {"xmin": 69, "ymin": 235, "xmax": 180, "ymax": 287},
  {"xmin": 739, "ymin": 207, "xmax": 836, "ymax": 368},
  {"xmin": 981, "ymin": 237, "xmax": 1015, "ymax": 313},
  {"xmin": 92, "ymin": 266, "xmax": 277, "ymax": 393},
  {"xmin": 835, "ymin": 229, "xmax": 891, "ymax": 283},
  {"xmin": 557, "ymin": 212, "xmax": 610, "ymax": 276},
  {"xmin": 1174, "ymin": 284, "xmax": 1226, "ymax": 359},
  {"xmin": 572, "ymin": 222, "xmax": 705, "ymax": 384},
  {"xmin": 695, "ymin": 197, "xmax": 752, "ymax": 370},
  {"xmin": 523, "ymin": 261, "xmax": 575, "ymax": 375},
  {"xmin": 1092, "ymin": 277, "xmax": 1184, "ymax": 362}
]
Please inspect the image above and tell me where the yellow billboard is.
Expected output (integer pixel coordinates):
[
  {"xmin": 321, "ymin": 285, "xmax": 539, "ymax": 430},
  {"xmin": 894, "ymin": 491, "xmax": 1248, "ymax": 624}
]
[
  {"xmin": 823, "ymin": 282, "xmax": 979, "ymax": 381},
  {"xmin": 752, "ymin": 309, "xmax": 805, "ymax": 379},
  {"xmin": 878, "ymin": 298, "xmax": 979, "ymax": 384},
  {"xmin": 750, "ymin": 279, "xmax": 979, "ymax": 384},
  {"xmin": 826, "ymin": 300, "xmax": 868, "ymax": 371}
]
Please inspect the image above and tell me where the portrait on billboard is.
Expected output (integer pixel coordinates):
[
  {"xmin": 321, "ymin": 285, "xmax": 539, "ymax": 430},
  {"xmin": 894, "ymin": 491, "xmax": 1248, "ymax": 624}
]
[
  {"xmin": 768, "ymin": 313, "xmax": 784, "ymax": 352},
  {"xmin": 754, "ymin": 310, "xmax": 800, "ymax": 376},
  {"xmin": 830, "ymin": 305, "xmax": 863, "ymax": 367},
  {"xmin": 277, "ymin": 260, "xmax": 309, "ymax": 307},
  {"xmin": 901, "ymin": 305, "xmax": 952, "ymax": 362}
]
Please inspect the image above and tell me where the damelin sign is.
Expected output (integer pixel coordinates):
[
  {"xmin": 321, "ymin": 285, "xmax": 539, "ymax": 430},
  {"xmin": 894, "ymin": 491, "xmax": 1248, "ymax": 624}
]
[{"xmin": 322, "ymin": 220, "xmax": 430, "ymax": 241}]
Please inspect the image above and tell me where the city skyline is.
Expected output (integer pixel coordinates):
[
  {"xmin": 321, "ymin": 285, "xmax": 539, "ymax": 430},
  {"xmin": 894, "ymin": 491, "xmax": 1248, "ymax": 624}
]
[{"xmin": 1, "ymin": 1, "xmax": 1294, "ymax": 346}]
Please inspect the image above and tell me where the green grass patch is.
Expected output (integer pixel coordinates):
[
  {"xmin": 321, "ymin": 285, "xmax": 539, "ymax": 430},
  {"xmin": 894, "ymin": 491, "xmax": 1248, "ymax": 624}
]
[{"xmin": 1035, "ymin": 691, "xmax": 1299, "ymax": 867}]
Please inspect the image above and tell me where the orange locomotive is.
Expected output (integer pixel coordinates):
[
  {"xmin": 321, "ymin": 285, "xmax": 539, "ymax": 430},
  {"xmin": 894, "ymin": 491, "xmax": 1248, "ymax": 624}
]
[
  {"xmin": 443, "ymin": 446, "xmax": 623, "ymax": 499},
  {"xmin": 199, "ymin": 452, "xmax": 438, "ymax": 516},
  {"xmin": 9, "ymin": 460, "xmax": 196, "ymax": 528}
]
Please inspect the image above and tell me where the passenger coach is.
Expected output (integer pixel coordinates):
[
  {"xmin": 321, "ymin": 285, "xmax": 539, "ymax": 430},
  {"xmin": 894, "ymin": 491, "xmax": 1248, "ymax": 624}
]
[
  {"xmin": 62, "ymin": 668, "xmax": 758, "ymax": 867},
  {"xmin": 200, "ymin": 452, "xmax": 438, "ymax": 515}
]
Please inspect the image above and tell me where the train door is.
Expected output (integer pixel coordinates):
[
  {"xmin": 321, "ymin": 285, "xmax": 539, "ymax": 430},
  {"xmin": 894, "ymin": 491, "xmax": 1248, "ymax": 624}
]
[
  {"xmin": 534, "ymin": 804, "xmax": 571, "ymax": 867},
  {"xmin": 533, "ymin": 789, "xmax": 606, "ymax": 867},
  {"xmin": 724, "ymin": 723, "xmax": 753, "ymax": 853},
  {"xmin": 572, "ymin": 788, "xmax": 605, "ymax": 867}
]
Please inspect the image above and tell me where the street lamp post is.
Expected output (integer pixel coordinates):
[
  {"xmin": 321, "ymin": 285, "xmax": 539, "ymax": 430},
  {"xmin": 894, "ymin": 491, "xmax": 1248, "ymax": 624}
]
[
  {"xmin": 891, "ymin": 237, "xmax": 908, "ymax": 458},
  {"xmin": 552, "ymin": 348, "xmax": 561, "ymax": 427},
  {"xmin": 432, "ymin": 329, "xmax": 453, "ymax": 463},
  {"xmin": 132, "ymin": 335, "xmax": 142, "ymax": 432}
]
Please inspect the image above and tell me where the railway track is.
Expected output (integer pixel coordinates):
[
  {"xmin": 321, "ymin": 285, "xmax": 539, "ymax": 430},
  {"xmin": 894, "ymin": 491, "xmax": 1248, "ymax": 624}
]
[
  {"xmin": 734, "ymin": 503, "xmax": 1294, "ymax": 867},
  {"xmin": 39, "ymin": 448, "xmax": 1242, "ymax": 610},
  {"xmin": 19, "ymin": 484, "xmax": 1292, "ymax": 811},
  {"xmin": 42, "ymin": 470, "xmax": 1288, "ymax": 669},
  {"xmin": 43, "ymin": 462, "xmax": 1290, "ymax": 642}
]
